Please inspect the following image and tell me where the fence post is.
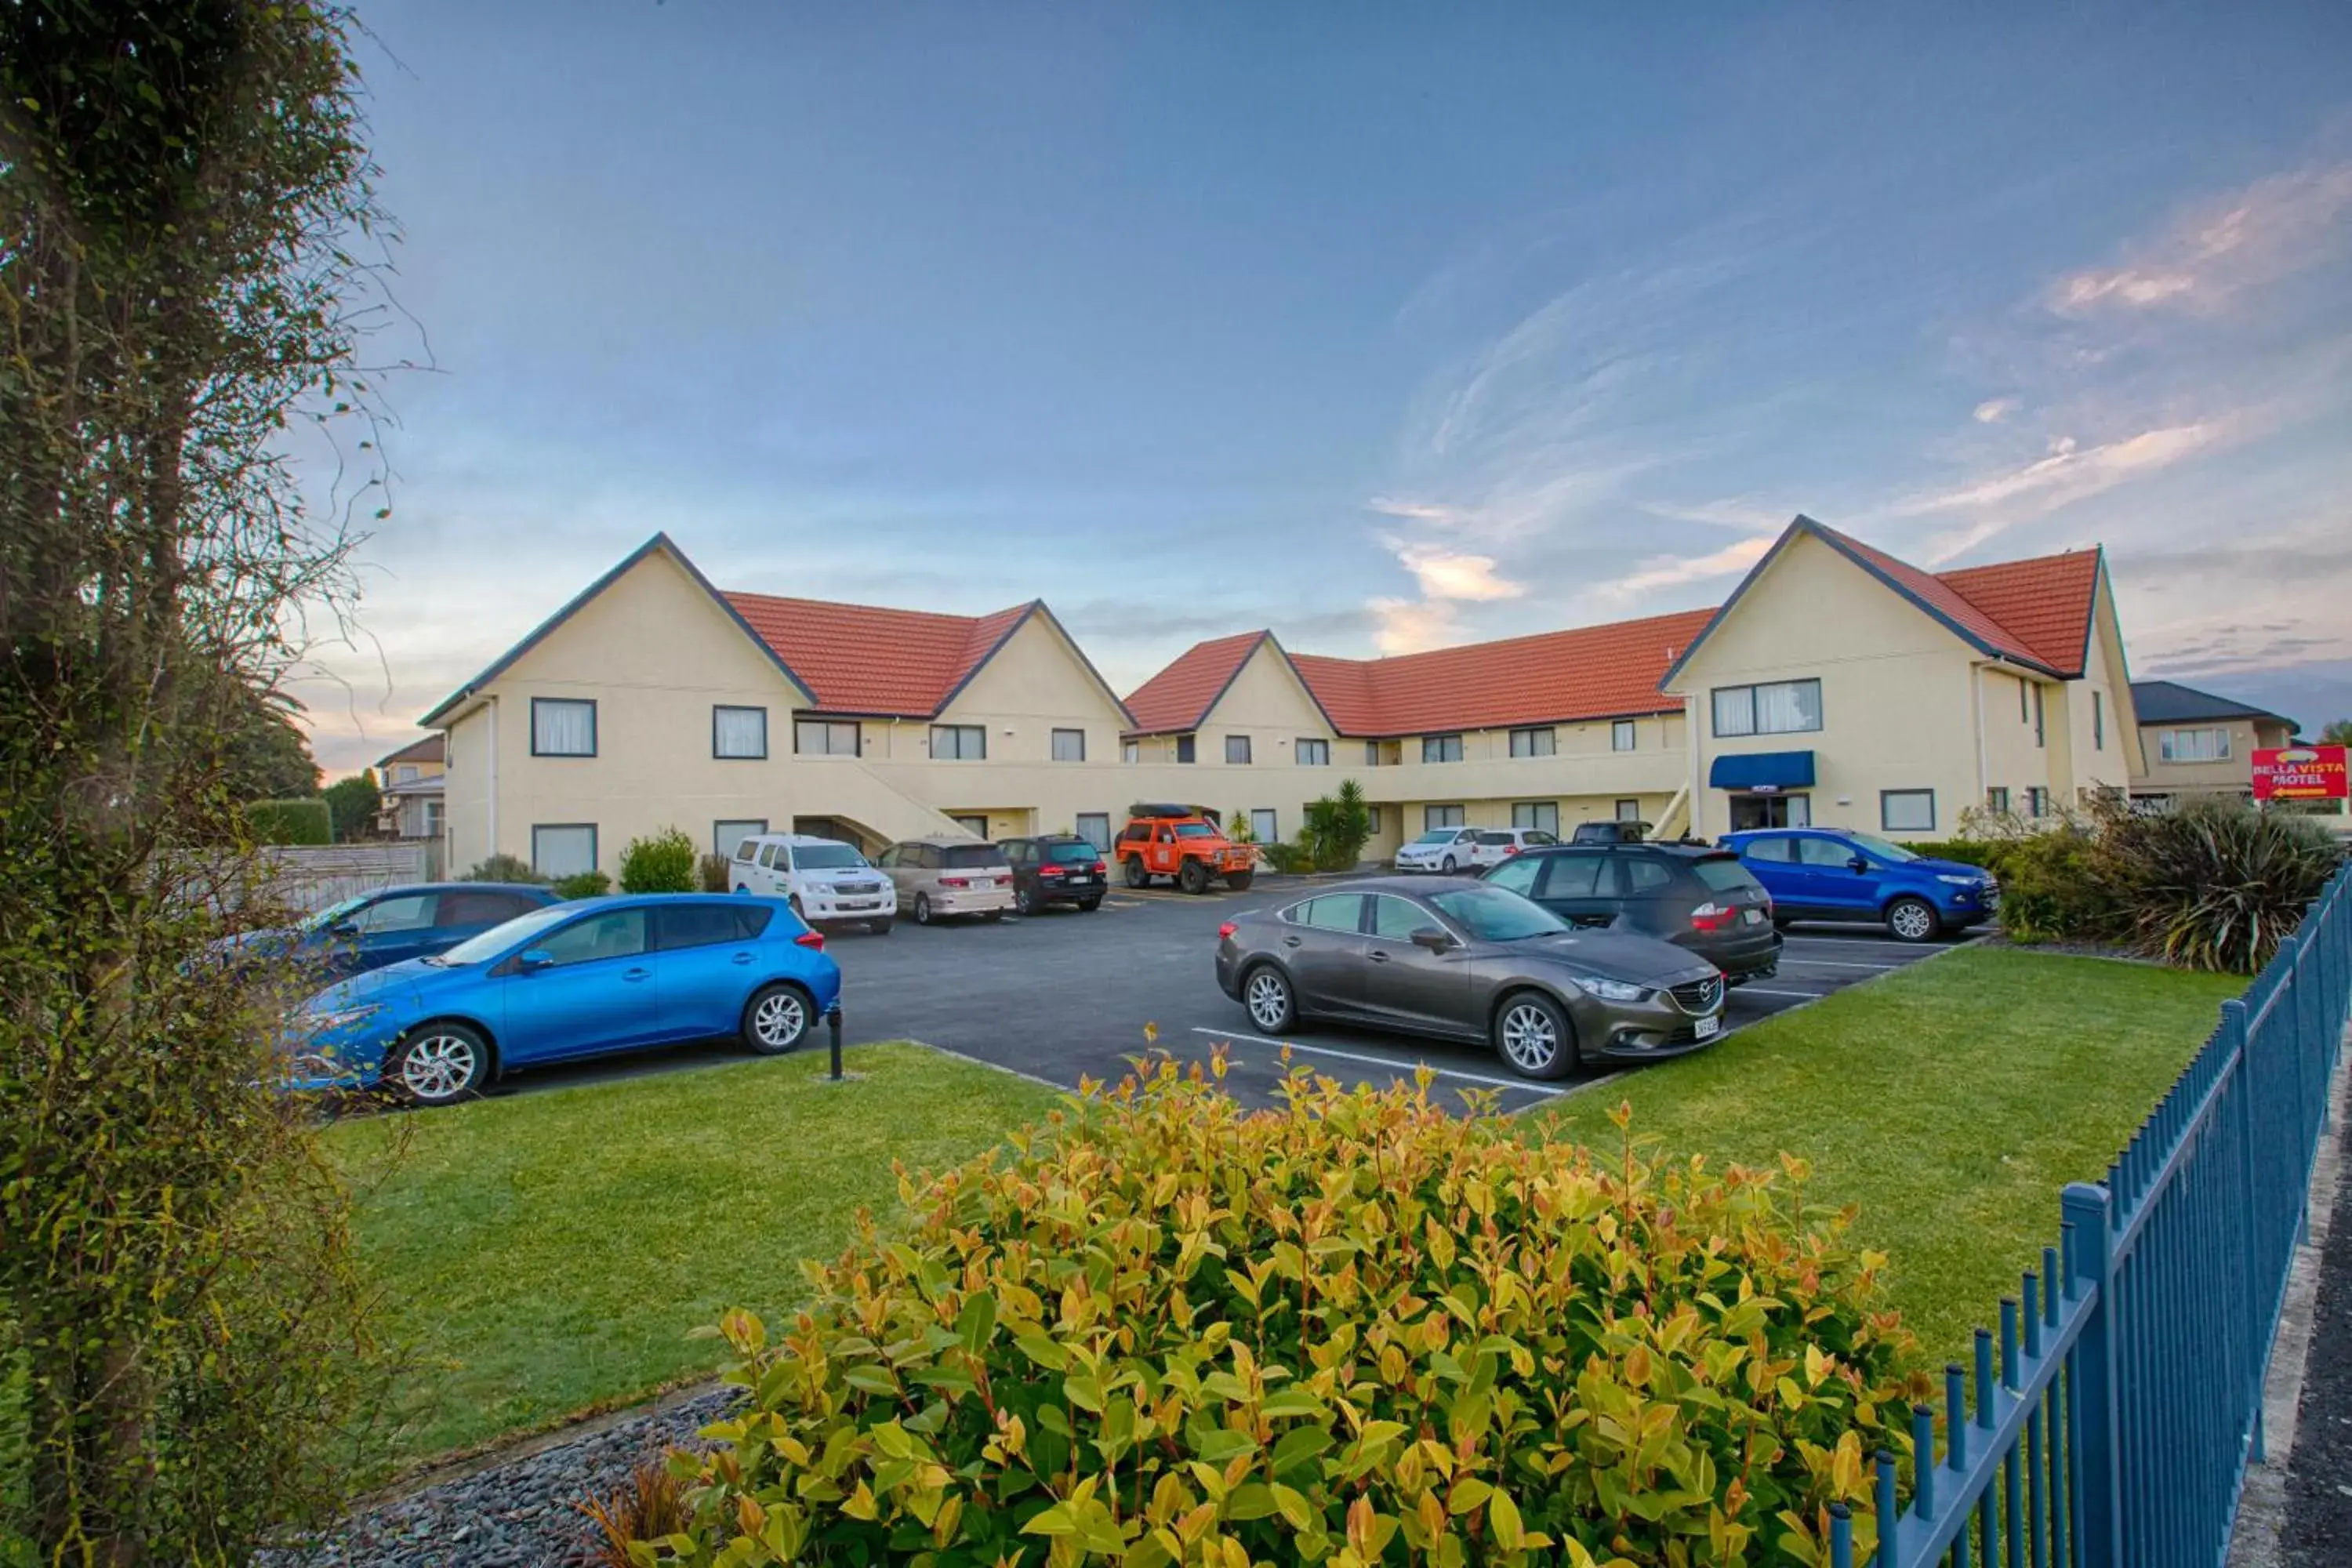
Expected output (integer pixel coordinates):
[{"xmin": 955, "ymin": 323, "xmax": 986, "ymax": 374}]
[
  {"xmin": 2221, "ymin": 996, "xmax": 2266, "ymax": 1463},
  {"xmin": 2062, "ymin": 1181, "xmax": 2122, "ymax": 1568}
]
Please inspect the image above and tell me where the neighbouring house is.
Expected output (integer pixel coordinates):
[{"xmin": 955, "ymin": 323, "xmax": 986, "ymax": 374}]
[
  {"xmin": 2127, "ymin": 680, "xmax": 2298, "ymax": 809},
  {"xmin": 374, "ymin": 734, "xmax": 446, "ymax": 840},
  {"xmin": 1659, "ymin": 517, "xmax": 2139, "ymax": 840}
]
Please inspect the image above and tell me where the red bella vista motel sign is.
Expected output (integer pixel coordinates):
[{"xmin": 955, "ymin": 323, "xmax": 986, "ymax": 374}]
[{"xmin": 2252, "ymin": 745, "xmax": 2350, "ymax": 803}]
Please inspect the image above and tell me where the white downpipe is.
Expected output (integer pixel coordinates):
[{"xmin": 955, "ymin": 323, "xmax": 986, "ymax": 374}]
[
  {"xmin": 485, "ymin": 696, "xmax": 500, "ymax": 866},
  {"xmin": 1972, "ymin": 663, "xmax": 1988, "ymax": 808},
  {"xmin": 1685, "ymin": 694, "xmax": 1704, "ymax": 838}
]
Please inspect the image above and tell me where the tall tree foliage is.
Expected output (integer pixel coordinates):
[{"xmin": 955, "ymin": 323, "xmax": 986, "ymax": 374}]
[{"xmin": 0, "ymin": 3, "xmax": 394, "ymax": 1559}]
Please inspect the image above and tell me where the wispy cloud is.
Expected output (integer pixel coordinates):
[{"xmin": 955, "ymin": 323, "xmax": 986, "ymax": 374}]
[
  {"xmin": 2049, "ymin": 162, "xmax": 2352, "ymax": 316},
  {"xmin": 1396, "ymin": 543, "xmax": 1523, "ymax": 602},
  {"xmin": 1367, "ymin": 597, "xmax": 1463, "ymax": 655},
  {"xmin": 1972, "ymin": 397, "xmax": 2017, "ymax": 424},
  {"xmin": 1592, "ymin": 535, "xmax": 1777, "ymax": 600}
]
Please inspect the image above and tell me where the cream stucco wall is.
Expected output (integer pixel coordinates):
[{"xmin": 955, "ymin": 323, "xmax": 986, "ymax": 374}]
[{"xmin": 1666, "ymin": 532, "xmax": 1987, "ymax": 841}]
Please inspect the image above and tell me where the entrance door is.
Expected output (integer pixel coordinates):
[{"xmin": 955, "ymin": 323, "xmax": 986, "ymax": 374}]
[
  {"xmin": 1729, "ymin": 792, "xmax": 1811, "ymax": 830},
  {"xmin": 950, "ymin": 815, "xmax": 989, "ymax": 838}
]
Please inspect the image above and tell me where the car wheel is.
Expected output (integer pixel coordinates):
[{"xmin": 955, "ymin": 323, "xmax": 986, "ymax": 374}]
[
  {"xmin": 1440, "ymin": 855, "xmax": 1457, "ymax": 874},
  {"xmin": 1492, "ymin": 991, "xmax": 1577, "ymax": 1080},
  {"xmin": 1241, "ymin": 964, "xmax": 1298, "ymax": 1033},
  {"xmin": 913, "ymin": 893, "xmax": 935, "ymax": 926},
  {"xmin": 1078, "ymin": 896, "xmax": 1102, "ymax": 913},
  {"xmin": 1123, "ymin": 857, "xmax": 1149, "ymax": 889},
  {"xmin": 1886, "ymin": 897, "xmax": 1941, "ymax": 944},
  {"xmin": 1177, "ymin": 858, "xmax": 1210, "ymax": 895},
  {"xmin": 1225, "ymin": 870, "xmax": 1254, "ymax": 892},
  {"xmin": 1014, "ymin": 884, "xmax": 1038, "ymax": 916},
  {"xmin": 742, "ymin": 982, "xmax": 813, "ymax": 1055},
  {"xmin": 869, "ymin": 917, "xmax": 893, "ymax": 935},
  {"xmin": 386, "ymin": 1022, "xmax": 489, "ymax": 1107}
]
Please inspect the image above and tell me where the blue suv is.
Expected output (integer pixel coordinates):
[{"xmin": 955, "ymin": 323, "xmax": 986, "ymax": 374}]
[{"xmin": 1719, "ymin": 829, "xmax": 1998, "ymax": 943}]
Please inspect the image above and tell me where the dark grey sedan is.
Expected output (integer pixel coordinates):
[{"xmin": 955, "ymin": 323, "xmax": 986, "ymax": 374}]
[{"xmin": 1214, "ymin": 877, "xmax": 1726, "ymax": 1080}]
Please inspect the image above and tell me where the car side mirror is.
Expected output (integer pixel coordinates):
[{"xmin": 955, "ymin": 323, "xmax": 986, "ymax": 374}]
[
  {"xmin": 1849, "ymin": 856, "xmax": 1871, "ymax": 873},
  {"xmin": 1410, "ymin": 926, "xmax": 1456, "ymax": 953},
  {"xmin": 325, "ymin": 920, "xmax": 359, "ymax": 938},
  {"xmin": 516, "ymin": 949, "xmax": 554, "ymax": 973}
]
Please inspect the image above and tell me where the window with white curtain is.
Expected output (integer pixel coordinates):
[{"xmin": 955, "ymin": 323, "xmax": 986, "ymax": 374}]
[
  {"xmin": 1296, "ymin": 738, "xmax": 1330, "ymax": 765},
  {"xmin": 1615, "ymin": 798, "xmax": 1642, "ymax": 822},
  {"xmin": 931, "ymin": 724, "xmax": 986, "ymax": 760},
  {"xmin": 1225, "ymin": 735, "xmax": 1252, "ymax": 764},
  {"xmin": 1710, "ymin": 679, "xmax": 1821, "ymax": 737},
  {"xmin": 1425, "ymin": 804, "xmax": 1465, "ymax": 829},
  {"xmin": 531, "ymin": 699, "xmax": 597, "ymax": 757},
  {"xmin": 1422, "ymin": 734, "xmax": 1465, "ymax": 764},
  {"xmin": 1611, "ymin": 720, "xmax": 1636, "ymax": 752},
  {"xmin": 1076, "ymin": 812, "xmax": 1111, "ymax": 849},
  {"xmin": 2159, "ymin": 728, "xmax": 2230, "ymax": 764},
  {"xmin": 793, "ymin": 718, "xmax": 858, "ymax": 756},
  {"xmin": 1051, "ymin": 728, "xmax": 1086, "ymax": 762},
  {"xmin": 1512, "ymin": 801, "xmax": 1559, "ymax": 835},
  {"xmin": 1880, "ymin": 790, "xmax": 1936, "ymax": 832},
  {"xmin": 713, "ymin": 819, "xmax": 767, "ymax": 858},
  {"xmin": 532, "ymin": 823, "xmax": 597, "ymax": 877},
  {"xmin": 1250, "ymin": 809, "xmax": 1278, "ymax": 844},
  {"xmin": 713, "ymin": 706, "xmax": 768, "ymax": 758},
  {"xmin": 1509, "ymin": 727, "xmax": 1555, "ymax": 757}
]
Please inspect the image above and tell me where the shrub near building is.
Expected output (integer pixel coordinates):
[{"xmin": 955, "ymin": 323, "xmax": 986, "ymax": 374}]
[{"xmin": 640, "ymin": 1065, "xmax": 1922, "ymax": 1566}]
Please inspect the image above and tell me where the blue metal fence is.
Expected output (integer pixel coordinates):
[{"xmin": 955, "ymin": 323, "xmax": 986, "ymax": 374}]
[{"xmin": 1832, "ymin": 865, "xmax": 2352, "ymax": 1568}]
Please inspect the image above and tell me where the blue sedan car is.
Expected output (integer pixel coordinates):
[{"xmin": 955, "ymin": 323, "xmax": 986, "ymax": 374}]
[
  {"xmin": 1720, "ymin": 828, "xmax": 2000, "ymax": 943},
  {"xmin": 231, "ymin": 882, "xmax": 562, "ymax": 979},
  {"xmin": 290, "ymin": 894, "xmax": 842, "ymax": 1105}
]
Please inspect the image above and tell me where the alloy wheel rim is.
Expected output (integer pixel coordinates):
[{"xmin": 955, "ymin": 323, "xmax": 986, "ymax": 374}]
[
  {"xmin": 1499, "ymin": 1004, "xmax": 1558, "ymax": 1071},
  {"xmin": 1247, "ymin": 974, "xmax": 1288, "ymax": 1029},
  {"xmin": 755, "ymin": 993, "xmax": 805, "ymax": 1047},
  {"xmin": 1893, "ymin": 904, "xmax": 1933, "ymax": 939},
  {"xmin": 401, "ymin": 1034, "xmax": 475, "ymax": 1100},
  {"xmin": 916, "ymin": 895, "xmax": 931, "ymax": 924}
]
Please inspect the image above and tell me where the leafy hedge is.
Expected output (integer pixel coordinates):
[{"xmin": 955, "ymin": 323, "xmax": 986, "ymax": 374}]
[
  {"xmin": 464, "ymin": 853, "xmax": 545, "ymax": 884},
  {"xmin": 244, "ymin": 797, "xmax": 331, "ymax": 846},
  {"xmin": 554, "ymin": 870, "xmax": 612, "ymax": 900},
  {"xmin": 619, "ymin": 827, "xmax": 699, "ymax": 894},
  {"xmin": 639, "ymin": 1065, "xmax": 1923, "ymax": 1566}
]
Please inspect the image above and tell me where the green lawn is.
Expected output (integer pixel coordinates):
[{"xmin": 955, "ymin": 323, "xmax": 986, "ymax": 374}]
[
  {"xmin": 328, "ymin": 1044, "xmax": 1057, "ymax": 1466},
  {"xmin": 1530, "ymin": 946, "xmax": 2242, "ymax": 1362}
]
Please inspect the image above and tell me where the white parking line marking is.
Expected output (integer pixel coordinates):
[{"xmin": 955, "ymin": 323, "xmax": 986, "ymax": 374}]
[
  {"xmin": 1187, "ymin": 1027, "xmax": 1562, "ymax": 1095},
  {"xmin": 1733, "ymin": 987, "xmax": 1834, "ymax": 1000},
  {"xmin": 1779, "ymin": 937, "xmax": 1954, "ymax": 951},
  {"xmin": 1777, "ymin": 958, "xmax": 1900, "ymax": 971}
]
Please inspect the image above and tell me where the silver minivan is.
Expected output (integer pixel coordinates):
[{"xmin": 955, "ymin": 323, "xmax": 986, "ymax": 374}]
[{"xmin": 877, "ymin": 837, "xmax": 1016, "ymax": 925}]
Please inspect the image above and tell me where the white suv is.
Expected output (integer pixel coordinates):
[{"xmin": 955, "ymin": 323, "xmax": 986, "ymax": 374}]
[
  {"xmin": 1468, "ymin": 826, "xmax": 1559, "ymax": 869},
  {"xmin": 730, "ymin": 833, "xmax": 898, "ymax": 934}
]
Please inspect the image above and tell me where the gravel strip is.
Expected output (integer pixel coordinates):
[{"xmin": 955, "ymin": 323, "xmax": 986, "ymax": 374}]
[{"xmin": 260, "ymin": 1387, "xmax": 737, "ymax": 1568}]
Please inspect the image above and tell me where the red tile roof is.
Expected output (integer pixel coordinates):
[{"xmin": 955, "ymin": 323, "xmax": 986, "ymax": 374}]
[
  {"xmin": 1935, "ymin": 551, "xmax": 2103, "ymax": 677},
  {"xmin": 723, "ymin": 593, "xmax": 1038, "ymax": 717},
  {"xmin": 1808, "ymin": 522, "xmax": 2063, "ymax": 670},
  {"xmin": 1122, "ymin": 630, "xmax": 1272, "ymax": 735}
]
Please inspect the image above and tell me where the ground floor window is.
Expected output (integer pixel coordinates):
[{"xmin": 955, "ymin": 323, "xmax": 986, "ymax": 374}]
[
  {"xmin": 1367, "ymin": 806, "xmax": 1381, "ymax": 834},
  {"xmin": 421, "ymin": 798, "xmax": 445, "ymax": 837},
  {"xmin": 1728, "ymin": 792, "xmax": 1809, "ymax": 830},
  {"xmin": 950, "ymin": 814, "xmax": 989, "ymax": 838},
  {"xmin": 1250, "ymin": 808, "xmax": 1279, "ymax": 844},
  {"xmin": 1614, "ymin": 798, "xmax": 1642, "ymax": 822},
  {"xmin": 1987, "ymin": 786, "xmax": 2010, "ymax": 813},
  {"xmin": 1512, "ymin": 801, "xmax": 1559, "ymax": 836},
  {"xmin": 532, "ymin": 823, "xmax": 597, "ymax": 877},
  {"xmin": 2026, "ymin": 786, "xmax": 2049, "ymax": 818},
  {"xmin": 1880, "ymin": 789, "xmax": 1936, "ymax": 833},
  {"xmin": 1075, "ymin": 812, "xmax": 1111, "ymax": 849},
  {"xmin": 714, "ymin": 818, "xmax": 767, "ymax": 858},
  {"xmin": 1425, "ymin": 804, "xmax": 1465, "ymax": 829}
]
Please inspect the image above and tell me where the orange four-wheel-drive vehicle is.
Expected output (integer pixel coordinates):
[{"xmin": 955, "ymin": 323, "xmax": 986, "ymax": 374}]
[{"xmin": 1115, "ymin": 804, "xmax": 1256, "ymax": 894}]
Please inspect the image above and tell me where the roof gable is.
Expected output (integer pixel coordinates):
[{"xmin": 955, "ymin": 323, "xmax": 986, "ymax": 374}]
[
  {"xmin": 377, "ymin": 734, "xmax": 445, "ymax": 769},
  {"xmin": 1123, "ymin": 631, "xmax": 1270, "ymax": 735},
  {"xmin": 724, "ymin": 593, "xmax": 1053, "ymax": 719}
]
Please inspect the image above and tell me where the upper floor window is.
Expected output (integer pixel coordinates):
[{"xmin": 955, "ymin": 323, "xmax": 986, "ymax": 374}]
[
  {"xmin": 1176, "ymin": 735, "xmax": 1196, "ymax": 764},
  {"xmin": 1364, "ymin": 741, "xmax": 1384, "ymax": 767},
  {"xmin": 1051, "ymin": 728, "xmax": 1087, "ymax": 763},
  {"xmin": 1225, "ymin": 735, "xmax": 1253, "ymax": 765},
  {"xmin": 2158, "ymin": 728, "xmax": 2230, "ymax": 764},
  {"xmin": 1711, "ymin": 679, "xmax": 1821, "ymax": 738},
  {"xmin": 714, "ymin": 706, "xmax": 770, "ymax": 759},
  {"xmin": 1422, "ymin": 734, "xmax": 1465, "ymax": 764},
  {"xmin": 2033, "ymin": 684, "xmax": 2045, "ymax": 748},
  {"xmin": 1509, "ymin": 727, "xmax": 1555, "ymax": 758},
  {"xmin": 2092, "ymin": 691, "xmax": 2104, "ymax": 751},
  {"xmin": 931, "ymin": 724, "xmax": 986, "ymax": 760},
  {"xmin": 531, "ymin": 698, "xmax": 597, "ymax": 757},
  {"xmin": 1122, "ymin": 741, "xmax": 1141, "ymax": 764},
  {"xmin": 793, "ymin": 717, "xmax": 857, "ymax": 757},
  {"xmin": 1611, "ymin": 720, "xmax": 1636, "ymax": 753},
  {"xmin": 1297, "ymin": 738, "xmax": 1331, "ymax": 766},
  {"xmin": 391, "ymin": 764, "xmax": 419, "ymax": 783}
]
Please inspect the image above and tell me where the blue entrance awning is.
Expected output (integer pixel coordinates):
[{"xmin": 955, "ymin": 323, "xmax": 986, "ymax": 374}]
[{"xmin": 1710, "ymin": 750, "xmax": 1816, "ymax": 792}]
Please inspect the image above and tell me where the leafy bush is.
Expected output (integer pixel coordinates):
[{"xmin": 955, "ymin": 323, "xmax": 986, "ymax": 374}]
[
  {"xmin": 1299, "ymin": 779, "xmax": 1374, "ymax": 871},
  {"xmin": 1902, "ymin": 839, "xmax": 1999, "ymax": 869},
  {"xmin": 1227, "ymin": 809, "xmax": 1256, "ymax": 845},
  {"xmin": 619, "ymin": 828, "xmax": 699, "ymax": 894},
  {"xmin": 644, "ymin": 1065, "xmax": 1922, "ymax": 1566},
  {"xmin": 554, "ymin": 870, "xmax": 613, "ymax": 900},
  {"xmin": 464, "ymin": 853, "xmax": 546, "ymax": 884},
  {"xmin": 244, "ymin": 797, "xmax": 331, "ymax": 845},
  {"xmin": 699, "ymin": 852, "xmax": 732, "ymax": 892},
  {"xmin": 582, "ymin": 1454, "xmax": 691, "ymax": 1566},
  {"xmin": 2099, "ymin": 799, "xmax": 2343, "ymax": 972},
  {"xmin": 1950, "ymin": 808, "xmax": 2114, "ymax": 944},
  {"xmin": 1259, "ymin": 840, "xmax": 1312, "ymax": 875}
]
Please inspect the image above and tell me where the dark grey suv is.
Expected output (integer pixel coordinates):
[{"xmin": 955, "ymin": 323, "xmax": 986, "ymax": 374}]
[
  {"xmin": 1481, "ymin": 844, "xmax": 1781, "ymax": 983},
  {"xmin": 1213, "ymin": 877, "xmax": 1726, "ymax": 1080}
]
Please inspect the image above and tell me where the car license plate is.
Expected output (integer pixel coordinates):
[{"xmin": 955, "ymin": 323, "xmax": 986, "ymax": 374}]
[
  {"xmin": 843, "ymin": 900, "xmax": 877, "ymax": 911},
  {"xmin": 1742, "ymin": 908, "xmax": 1765, "ymax": 925},
  {"xmin": 1694, "ymin": 1014, "xmax": 1720, "ymax": 1039},
  {"xmin": 1069, "ymin": 874, "xmax": 1095, "ymax": 884}
]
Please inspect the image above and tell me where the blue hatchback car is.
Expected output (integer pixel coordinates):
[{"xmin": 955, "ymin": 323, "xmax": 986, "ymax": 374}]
[
  {"xmin": 1719, "ymin": 829, "xmax": 1999, "ymax": 943},
  {"xmin": 289, "ymin": 894, "xmax": 842, "ymax": 1105},
  {"xmin": 229, "ymin": 881, "xmax": 562, "ymax": 979}
]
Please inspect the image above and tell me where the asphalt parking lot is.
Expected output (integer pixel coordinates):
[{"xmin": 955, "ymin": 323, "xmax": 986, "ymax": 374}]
[{"xmin": 809, "ymin": 876, "xmax": 1975, "ymax": 1115}]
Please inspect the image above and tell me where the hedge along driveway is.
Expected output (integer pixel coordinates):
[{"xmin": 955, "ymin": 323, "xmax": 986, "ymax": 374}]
[
  {"xmin": 1529, "ymin": 946, "xmax": 2244, "ymax": 1362},
  {"xmin": 328, "ymin": 1044, "xmax": 1058, "ymax": 1467}
]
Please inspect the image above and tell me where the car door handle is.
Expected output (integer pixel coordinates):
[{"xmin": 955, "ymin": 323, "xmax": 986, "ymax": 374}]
[
  {"xmin": 1367, "ymin": 950, "xmax": 1389, "ymax": 963},
  {"xmin": 1283, "ymin": 936, "xmax": 1302, "ymax": 948},
  {"xmin": 731, "ymin": 952, "xmax": 753, "ymax": 964},
  {"xmin": 623, "ymin": 967, "xmax": 652, "ymax": 982}
]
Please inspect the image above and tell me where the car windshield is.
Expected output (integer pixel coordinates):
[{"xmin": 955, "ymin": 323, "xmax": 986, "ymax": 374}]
[
  {"xmin": 1411, "ymin": 831, "xmax": 1457, "ymax": 845},
  {"xmin": 1174, "ymin": 822, "xmax": 1218, "ymax": 838},
  {"xmin": 794, "ymin": 844, "xmax": 867, "ymax": 869},
  {"xmin": 431, "ymin": 902, "xmax": 574, "ymax": 966},
  {"xmin": 1045, "ymin": 841, "xmax": 1100, "ymax": 863},
  {"xmin": 298, "ymin": 895, "xmax": 371, "ymax": 933},
  {"xmin": 1427, "ymin": 885, "xmax": 1569, "ymax": 942},
  {"xmin": 1845, "ymin": 833, "xmax": 1920, "ymax": 863}
]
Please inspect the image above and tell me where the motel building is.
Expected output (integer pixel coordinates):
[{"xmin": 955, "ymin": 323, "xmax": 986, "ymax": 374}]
[{"xmin": 423, "ymin": 517, "xmax": 2158, "ymax": 882}]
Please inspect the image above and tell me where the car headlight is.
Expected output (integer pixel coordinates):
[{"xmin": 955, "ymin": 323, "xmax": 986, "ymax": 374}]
[
  {"xmin": 307, "ymin": 1004, "xmax": 382, "ymax": 1033},
  {"xmin": 1936, "ymin": 874, "xmax": 1978, "ymax": 887},
  {"xmin": 1571, "ymin": 975, "xmax": 1650, "ymax": 1003}
]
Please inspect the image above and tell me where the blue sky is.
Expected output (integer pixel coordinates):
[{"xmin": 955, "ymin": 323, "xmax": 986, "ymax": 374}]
[{"xmin": 297, "ymin": 1, "xmax": 2352, "ymax": 772}]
